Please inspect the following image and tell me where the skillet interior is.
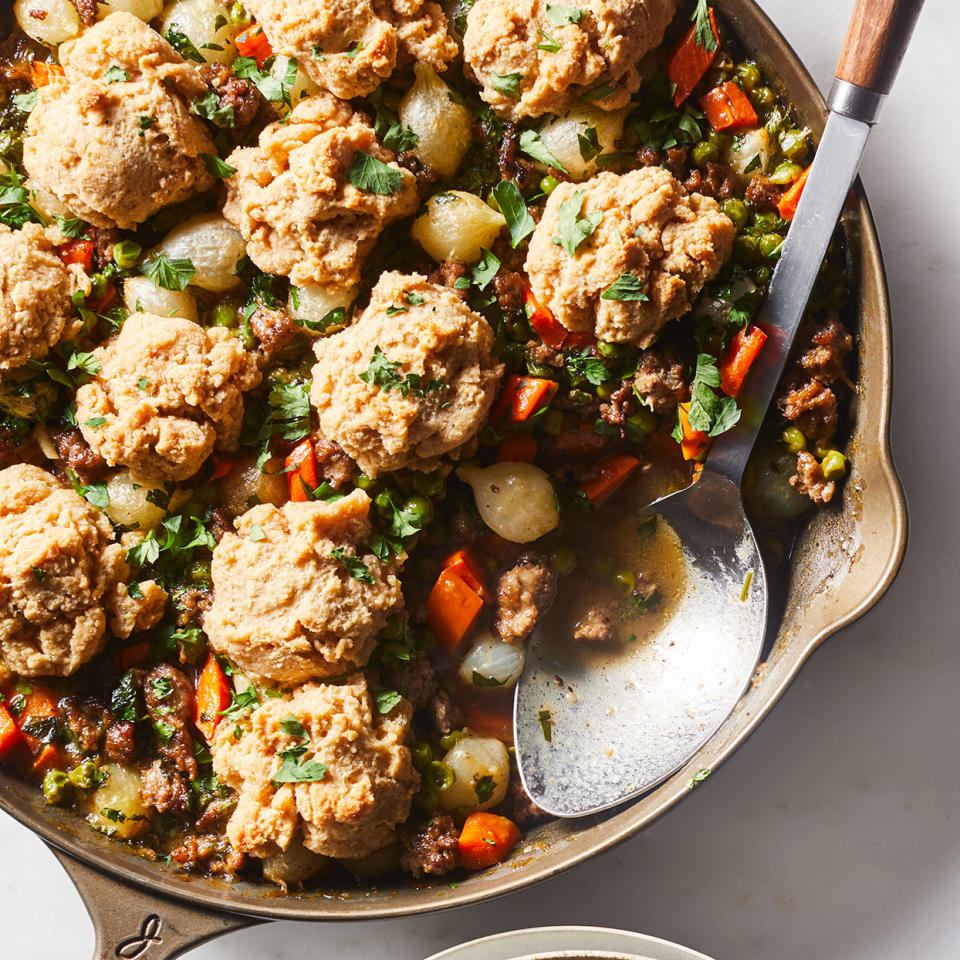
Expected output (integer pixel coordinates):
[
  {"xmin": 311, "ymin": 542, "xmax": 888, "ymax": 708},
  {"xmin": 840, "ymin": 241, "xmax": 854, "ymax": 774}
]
[{"xmin": 0, "ymin": 0, "xmax": 906, "ymax": 921}]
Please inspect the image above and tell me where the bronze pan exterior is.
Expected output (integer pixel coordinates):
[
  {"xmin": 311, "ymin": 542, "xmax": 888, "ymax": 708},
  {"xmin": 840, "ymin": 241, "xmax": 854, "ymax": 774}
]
[{"xmin": 0, "ymin": 0, "xmax": 907, "ymax": 954}]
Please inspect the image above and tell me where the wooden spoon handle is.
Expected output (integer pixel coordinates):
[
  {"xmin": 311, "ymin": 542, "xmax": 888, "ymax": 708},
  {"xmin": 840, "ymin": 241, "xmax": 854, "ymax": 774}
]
[{"xmin": 835, "ymin": 0, "xmax": 925, "ymax": 93}]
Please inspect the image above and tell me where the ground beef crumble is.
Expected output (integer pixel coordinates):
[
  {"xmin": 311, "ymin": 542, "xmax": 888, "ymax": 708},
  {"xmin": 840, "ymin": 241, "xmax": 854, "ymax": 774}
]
[
  {"xmin": 633, "ymin": 345, "xmax": 689, "ymax": 415},
  {"xmin": 495, "ymin": 555, "xmax": 557, "ymax": 642},
  {"xmin": 789, "ymin": 450, "xmax": 835, "ymax": 503},
  {"xmin": 399, "ymin": 814, "xmax": 462, "ymax": 877}
]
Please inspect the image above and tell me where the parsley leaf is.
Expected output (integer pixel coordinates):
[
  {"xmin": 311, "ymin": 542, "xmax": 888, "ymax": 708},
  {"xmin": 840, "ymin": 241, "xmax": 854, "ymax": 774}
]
[
  {"xmin": 580, "ymin": 83, "xmax": 614, "ymax": 102},
  {"xmin": 691, "ymin": 0, "xmax": 718, "ymax": 53},
  {"xmin": 66, "ymin": 468, "xmax": 109, "ymax": 509},
  {"xmin": 551, "ymin": 190, "xmax": 602, "ymax": 256},
  {"xmin": 279, "ymin": 715, "xmax": 307, "ymax": 738},
  {"xmin": 138, "ymin": 116, "xmax": 156, "ymax": 136},
  {"xmin": 743, "ymin": 153, "xmax": 762, "ymax": 174},
  {"xmin": 537, "ymin": 709, "xmax": 553, "ymax": 742},
  {"xmin": 546, "ymin": 4, "xmax": 586, "ymax": 25},
  {"xmin": 55, "ymin": 216, "xmax": 86, "ymax": 238},
  {"xmin": 686, "ymin": 353, "xmax": 741, "ymax": 437},
  {"xmin": 110, "ymin": 671, "xmax": 139, "ymax": 722},
  {"xmin": 11, "ymin": 90, "xmax": 37, "ymax": 113},
  {"xmin": 474, "ymin": 775, "xmax": 497, "ymax": 803},
  {"xmin": 248, "ymin": 523, "xmax": 265, "ymax": 542},
  {"xmin": 577, "ymin": 125, "xmax": 600, "ymax": 162},
  {"xmin": 348, "ymin": 151, "xmax": 403, "ymax": 195},
  {"xmin": 164, "ymin": 28, "xmax": 205, "ymax": 63},
  {"xmin": 191, "ymin": 89, "xmax": 233, "ymax": 128},
  {"xmin": 67, "ymin": 349, "xmax": 101, "ymax": 376},
  {"xmin": 268, "ymin": 380, "xmax": 310, "ymax": 442},
  {"xmin": 600, "ymin": 272, "xmax": 649, "ymax": 301},
  {"xmin": 518, "ymin": 129, "xmax": 568, "ymax": 173},
  {"xmin": 200, "ymin": 153, "xmax": 237, "ymax": 179},
  {"xmin": 359, "ymin": 347, "xmax": 442, "ymax": 398},
  {"xmin": 331, "ymin": 546, "xmax": 375, "ymax": 583},
  {"xmin": 84, "ymin": 416, "xmax": 107, "ymax": 431},
  {"xmin": 490, "ymin": 72, "xmax": 524, "ymax": 98},
  {"xmin": 0, "ymin": 168, "xmax": 44, "ymax": 229},
  {"xmin": 141, "ymin": 254, "xmax": 195, "ymax": 291},
  {"xmin": 492, "ymin": 180, "xmax": 535, "ymax": 247},
  {"xmin": 374, "ymin": 689, "xmax": 403, "ymax": 714},
  {"xmin": 103, "ymin": 65, "xmax": 130, "ymax": 83},
  {"xmin": 272, "ymin": 756, "xmax": 327, "ymax": 786},
  {"xmin": 471, "ymin": 247, "xmax": 500, "ymax": 290},
  {"xmin": 564, "ymin": 346, "xmax": 607, "ymax": 385},
  {"xmin": 536, "ymin": 27, "xmax": 561, "ymax": 52}
]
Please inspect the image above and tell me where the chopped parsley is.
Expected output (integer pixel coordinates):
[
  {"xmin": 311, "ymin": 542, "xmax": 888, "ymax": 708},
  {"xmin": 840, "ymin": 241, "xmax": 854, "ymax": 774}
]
[
  {"xmin": 273, "ymin": 756, "xmax": 327, "ymax": 785},
  {"xmin": 137, "ymin": 377, "xmax": 149, "ymax": 390},
  {"xmin": 580, "ymin": 83, "xmax": 614, "ymax": 102},
  {"xmin": 103, "ymin": 65, "xmax": 130, "ymax": 83},
  {"xmin": 471, "ymin": 671, "xmax": 505, "ymax": 688},
  {"xmin": 164, "ymin": 28, "xmax": 205, "ymax": 64},
  {"xmin": 683, "ymin": 353, "xmax": 741, "ymax": 437},
  {"xmin": 268, "ymin": 380, "xmax": 311, "ymax": 442},
  {"xmin": 279, "ymin": 715, "xmax": 307, "ymax": 738},
  {"xmin": 385, "ymin": 304, "xmax": 408, "ymax": 317},
  {"xmin": 359, "ymin": 347, "xmax": 443, "ymax": 397},
  {"xmin": 67, "ymin": 349, "xmax": 101, "ymax": 376},
  {"xmin": 577, "ymin": 125, "xmax": 600, "ymax": 162},
  {"xmin": 536, "ymin": 27, "xmax": 562, "ymax": 52},
  {"xmin": 686, "ymin": 767, "xmax": 712, "ymax": 789},
  {"xmin": 31, "ymin": 565, "xmax": 46, "ymax": 582},
  {"xmin": 138, "ymin": 116, "xmax": 156, "ymax": 136},
  {"xmin": 126, "ymin": 582, "xmax": 144, "ymax": 599},
  {"xmin": 150, "ymin": 676, "xmax": 173, "ymax": 700},
  {"xmin": 0, "ymin": 169, "xmax": 44, "ymax": 230},
  {"xmin": 490, "ymin": 72, "xmax": 524, "ymax": 98},
  {"xmin": 374, "ymin": 689, "xmax": 403, "ymax": 714},
  {"xmin": 331, "ymin": 546, "xmax": 375, "ymax": 583},
  {"xmin": 110, "ymin": 671, "xmax": 139, "ymax": 722},
  {"xmin": 600, "ymin": 272, "xmax": 649, "ymax": 302},
  {"xmin": 546, "ymin": 4, "xmax": 586, "ymax": 25},
  {"xmin": 247, "ymin": 523, "xmax": 266, "ymax": 542},
  {"xmin": 11, "ymin": 90, "xmax": 37, "ymax": 113},
  {"xmin": 492, "ymin": 180, "xmax": 536, "ymax": 247},
  {"xmin": 348, "ymin": 151, "xmax": 403, "ymax": 195},
  {"xmin": 537, "ymin": 709, "xmax": 553, "ymax": 742},
  {"xmin": 191, "ymin": 89, "xmax": 233, "ymax": 128},
  {"xmin": 140, "ymin": 254, "xmax": 196, "ymax": 291},
  {"xmin": 200, "ymin": 153, "xmax": 237, "ymax": 179},
  {"xmin": 518, "ymin": 129, "xmax": 567, "ymax": 173},
  {"xmin": 564, "ymin": 346, "xmax": 607, "ymax": 385},
  {"xmin": 55, "ymin": 216, "xmax": 87, "ymax": 238},
  {"xmin": 692, "ymin": 0, "xmax": 718, "ymax": 53},
  {"xmin": 66, "ymin": 468, "xmax": 109, "ymax": 510},
  {"xmin": 474, "ymin": 775, "xmax": 497, "ymax": 803},
  {"xmin": 471, "ymin": 247, "xmax": 501, "ymax": 290},
  {"xmin": 153, "ymin": 719, "xmax": 174, "ymax": 744},
  {"xmin": 345, "ymin": 40, "xmax": 364, "ymax": 59},
  {"xmin": 83, "ymin": 416, "xmax": 107, "ymax": 431},
  {"xmin": 552, "ymin": 190, "xmax": 602, "ymax": 256},
  {"xmin": 743, "ymin": 153, "xmax": 762, "ymax": 174}
]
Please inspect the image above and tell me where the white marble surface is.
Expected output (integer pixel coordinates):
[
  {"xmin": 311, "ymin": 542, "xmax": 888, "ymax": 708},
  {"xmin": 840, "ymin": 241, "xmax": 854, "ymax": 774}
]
[{"xmin": 3, "ymin": 2, "xmax": 957, "ymax": 957}]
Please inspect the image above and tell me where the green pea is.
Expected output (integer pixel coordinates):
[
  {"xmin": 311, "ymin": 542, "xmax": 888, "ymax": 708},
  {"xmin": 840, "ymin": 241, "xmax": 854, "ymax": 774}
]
[
  {"xmin": 597, "ymin": 340, "xmax": 625, "ymax": 359},
  {"xmin": 540, "ymin": 175, "xmax": 560, "ymax": 195},
  {"xmin": 596, "ymin": 382, "xmax": 615, "ymax": 400},
  {"xmin": 42, "ymin": 769, "xmax": 73, "ymax": 806},
  {"xmin": 779, "ymin": 128, "xmax": 809, "ymax": 163},
  {"xmin": 439, "ymin": 729, "xmax": 466, "ymax": 752},
  {"xmin": 734, "ymin": 62, "xmax": 761, "ymax": 91},
  {"xmin": 780, "ymin": 426, "xmax": 806, "ymax": 454},
  {"xmin": 428, "ymin": 760, "xmax": 455, "ymax": 791},
  {"xmin": 68, "ymin": 759, "xmax": 105, "ymax": 790},
  {"xmin": 706, "ymin": 129, "xmax": 732, "ymax": 152},
  {"xmin": 229, "ymin": 1, "xmax": 250, "ymax": 27},
  {"xmin": 551, "ymin": 545, "xmax": 578, "ymax": 576},
  {"xmin": 402, "ymin": 532, "xmax": 420, "ymax": 550},
  {"xmin": 591, "ymin": 554, "xmax": 613, "ymax": 578},
  {"xmin": 355, "ymin": 472, "xmax": 377, "ymax": 490},
  {"xmin": 235, "ymin": 325, "xmax": 255, "ymax": 351},
  {"xmin": 759, "ymin": 233, "xmax": 784, "ymax": 259},
  {"xmin": 614, "ymin": 570, "xmax": 635, "ymax": 595},
  {"xmin": 526, "ymin": 359, "xmax": 554, "ymax": 378},
  {"xmin": 691, "ymin": 141, "xmax": 719, "ymax": 168},
  {"xmin": 543, "ymin": 408, "xmax": 564, "ymax": 435},
  {"xmin": 505, "ymin": 318, "xmax": 531, "ymax": 342},
  {"xmin": 769, "ymin": 160, "xmax": 803, "ymax": 185},
  {"xmin": 210, "ymin": 303, "xmax": 237, "ymax": 327},
  {"xmin": 734, "ymin": 235, "xmax": 760, "ymax": 264},
  {"xmin": 411, "ymin": 471, "xmax": 444, "ymax": 498},
  {"xmin": 820, "ymin": 450, "xmax": 847, "ymax": 480},
  {"xmin": 751, "ymin": 86, "xmax": 775, "ymax": 111},
  {"xmin": 112, "ymin": 239, "xmax": 142, "ymax": 269},
  {"xmin": 374, "ymin": 489, "xmax": 396, "ymax": 516},
  {"xmin": 412, "ymin": 742, "xmax": 434, "ymax": 772},
  {"xmin": 413, "ymin": 783, "xmax": 440, "ymax": 816},
  {"xmin": 403, "ymin": 494, "xmax": 434, "ymax": 523},
  {"xmin": 751, "ymin": 265, "xmax": 772, "ymax": 286},
  {"xmin": 753, "ymin": 211, "xmax": 778, "ymax": 228},
  {"xmin": 627, "ymin": 408, "xmax": 658, "ymax": 434},
  {"xmin": 721, "ymin": 198, "xmax": 748, "ymax": 229}
]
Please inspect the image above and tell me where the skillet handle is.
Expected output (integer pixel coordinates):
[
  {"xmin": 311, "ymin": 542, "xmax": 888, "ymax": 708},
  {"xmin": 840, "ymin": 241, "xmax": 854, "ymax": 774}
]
[{"xmin": 48, "ymin": 845, "xmax": 262, "ymax": 960}]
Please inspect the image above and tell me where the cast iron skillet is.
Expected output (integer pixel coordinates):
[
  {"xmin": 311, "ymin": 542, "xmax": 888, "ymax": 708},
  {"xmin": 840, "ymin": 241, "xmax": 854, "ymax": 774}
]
[{"xmin": 0, "ymin": 2, "xmax": 907, "ymax": 956}]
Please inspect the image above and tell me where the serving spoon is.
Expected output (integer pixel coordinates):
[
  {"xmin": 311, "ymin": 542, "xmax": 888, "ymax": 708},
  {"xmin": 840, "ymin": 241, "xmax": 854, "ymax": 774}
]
[{"xmin": 515, "ymin": 0, "xmax": 924, "ymax": 817}]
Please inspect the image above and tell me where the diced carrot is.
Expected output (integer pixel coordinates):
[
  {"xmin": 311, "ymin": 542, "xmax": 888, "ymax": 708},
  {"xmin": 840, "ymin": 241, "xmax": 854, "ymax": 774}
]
[
  {"xmin": 678, "ymin": 402, "xmax": 711, "ymax": 462},
  {"xmin": 209, "ymin": 454, "xmax": 234, "ymax": 482},
  {"xmin": 699, "ymin": 81, "xmax": 759, "ymax": 131},
  {"xmin": 58, "ymin": 239, "xmax": 94, "ymax": 273},
  {"xmin": 458, "ymin": 812, "xmax": 522, "ymax": 870},
  {"xmin": 195, "ymin": 655, "xmax": 231, "ymax": 743},
  {"xmin": 777, "ymin": 164, "xmax": 812, "ymax": 221},
  {"xmin": 552, "ymin": 419, "xmax": 609, "ymax": 457},
  {"xmin": 285, "ymin": 438, "xmax": 318, "ymax": 501},
  {"xmin": 493, "ymin": 374, "xmax": 559, "ymax": 422},
  {"xmin": 29, "ymin": 743, "xmax": 65, "ymax": 779},
  {"xmin": 235, "ymin": 24, "xmax": 273, "ymax": 67},
  {"xmin": 113, "ymin": 641, "xmax": 151, "ymax": 674},
  {"xmin": 30, "ymin": 61, "xmax": 64, "ymax": 87},
  {"xmin": 718, "ymin": 324, "xmax": 767, "ymax": 397},
  {"xmin": 426, "ymin": 568, "xmax": 484, "ymax": 652},
  {"xmin": 667, "ymin": 8, "xmax": 720, "ymax": 106},
  {"xmin": 523, "ymin": 285, "xmax": 568, "ymax": 349},
  {"xmin": 0, "ymin": 703, "xmax": 22, "ymax": 760},
  {"xmin": 444, "ymin": 549, "xmax": 490, "ymax": 603},
  {"xmin": 579, "ymin": 453, "xmax": 641, "ymax": 505},
  {"xmin": 495, "ymin": 432, "xmax": 538, "ymax": 464},
  {"xmin": 463, "ymin": 703, "xmax": 514, "ymax": 744}
]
